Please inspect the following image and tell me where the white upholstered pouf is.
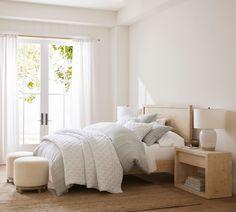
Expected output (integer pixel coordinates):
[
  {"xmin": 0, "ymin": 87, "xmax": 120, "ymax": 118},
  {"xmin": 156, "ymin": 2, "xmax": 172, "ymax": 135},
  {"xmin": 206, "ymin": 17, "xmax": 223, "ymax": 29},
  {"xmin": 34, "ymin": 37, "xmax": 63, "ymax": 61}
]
[
  {"xmin": 6, "ymin": 151, "xmax": 33, "ymax": 183},
  {"xmin": 14, "ymin": 156, "xmax": 49, "ymax": 193}
]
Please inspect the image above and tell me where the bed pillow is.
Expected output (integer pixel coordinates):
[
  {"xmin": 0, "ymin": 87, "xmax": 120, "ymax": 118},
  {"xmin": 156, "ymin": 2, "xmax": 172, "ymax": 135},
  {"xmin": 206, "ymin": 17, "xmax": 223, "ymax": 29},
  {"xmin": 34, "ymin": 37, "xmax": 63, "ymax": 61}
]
[
  {"xmin": 158, "ymin": 131, "xmax": 185, "ymax": 147},
  {"xmin": 116, "ymin": 117, "xmax": 137, "ymax": 125},
  {"xmin": 123, "ymin": 121, "xmax": 152, "ymax": 140},
  {"xmin": 143, "ymin": 124, "xmax": 172, "ymax": 146},
  {"xmin": 136, "ymin": 113, "xmax": 157, "ymax": 123},
  {"xmin": 154, "ymin": 118, "xmax": 167, "ymax": 126}
]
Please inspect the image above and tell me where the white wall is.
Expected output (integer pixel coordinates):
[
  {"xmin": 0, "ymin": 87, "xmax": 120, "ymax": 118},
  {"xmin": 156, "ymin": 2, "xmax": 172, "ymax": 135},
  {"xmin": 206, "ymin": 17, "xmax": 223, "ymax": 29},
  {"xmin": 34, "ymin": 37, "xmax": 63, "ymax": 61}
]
[
  {"xmin": 111, "ymin": 26, "xmax": 129, "ymax": 119},
  {"xmin": 118, "ymin": 0, "xmax": 168, "ymax": 25},
  {"xmin": 0, "ymin": 19, "xmax": 114, "ymax": 122},
  {"xmin": 129, "ymin": 0, "xmax": 236, "ymax": 193}
]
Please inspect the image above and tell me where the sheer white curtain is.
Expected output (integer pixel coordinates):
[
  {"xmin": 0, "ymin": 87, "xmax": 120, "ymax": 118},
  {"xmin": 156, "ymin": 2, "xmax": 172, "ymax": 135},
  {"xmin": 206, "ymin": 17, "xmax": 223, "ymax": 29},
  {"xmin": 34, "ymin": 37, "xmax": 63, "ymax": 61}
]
[
  {"xmin": 0, "ymin": 34, "xmax": 19, "ymax": 164},
  {"xmin": 71, "ymin": 39, "xmax": 95, "ymax": 128}
]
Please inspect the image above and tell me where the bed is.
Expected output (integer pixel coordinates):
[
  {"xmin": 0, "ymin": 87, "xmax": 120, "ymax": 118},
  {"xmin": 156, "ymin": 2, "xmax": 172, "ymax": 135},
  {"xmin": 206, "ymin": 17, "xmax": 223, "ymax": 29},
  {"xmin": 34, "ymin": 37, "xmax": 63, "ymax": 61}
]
[
  {"xmin": 140, "ymin": 104, "xmax": 193, "ymax": 174},
  {"xmin": 34, "ymin": 105, "xmax": 193, "ymax": 195}
]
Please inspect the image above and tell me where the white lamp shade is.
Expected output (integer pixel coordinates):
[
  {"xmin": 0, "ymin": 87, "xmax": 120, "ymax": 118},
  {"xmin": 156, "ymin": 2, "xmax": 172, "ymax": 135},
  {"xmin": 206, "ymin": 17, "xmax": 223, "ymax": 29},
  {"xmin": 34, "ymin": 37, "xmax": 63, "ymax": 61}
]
[
  {"xmin": 194, "ymin": 108, "xmax": 225, "ymax": 129},
  {"xmin": 117, "ymin": 106, "xmax": 137, "ymax": 121}
]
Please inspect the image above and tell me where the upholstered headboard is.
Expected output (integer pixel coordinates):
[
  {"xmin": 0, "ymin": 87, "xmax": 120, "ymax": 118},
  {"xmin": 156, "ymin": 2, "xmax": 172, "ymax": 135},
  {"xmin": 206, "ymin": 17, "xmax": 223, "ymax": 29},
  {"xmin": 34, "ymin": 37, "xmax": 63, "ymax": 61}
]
[{"xmin": 143, "ymin": 105, "xmax": 193, "ymax": 144}]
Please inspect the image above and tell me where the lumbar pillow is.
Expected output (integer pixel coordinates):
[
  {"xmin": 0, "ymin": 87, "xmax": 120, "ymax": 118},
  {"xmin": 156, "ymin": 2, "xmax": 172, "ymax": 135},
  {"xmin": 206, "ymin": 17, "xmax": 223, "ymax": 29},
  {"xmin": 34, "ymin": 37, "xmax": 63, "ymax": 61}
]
[
  {"xmin": 123, "ymin": 121, "xmax": 152, "ymax": 140},
  {"xmin": 143, "ymin": 124, "xmax": 172, "ymax": 146},
  {"xmin": 135, "ymin": 113, "xmax": 158, "ymax": 123}
]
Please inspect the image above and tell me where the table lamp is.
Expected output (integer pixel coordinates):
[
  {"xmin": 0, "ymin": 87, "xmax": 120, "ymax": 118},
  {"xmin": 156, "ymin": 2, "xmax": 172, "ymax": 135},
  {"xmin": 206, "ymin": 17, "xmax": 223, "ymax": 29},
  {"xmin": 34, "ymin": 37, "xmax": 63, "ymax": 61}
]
[{"xmin": 194, "ymin": 108, "xmax": 225, "ymax": 151}]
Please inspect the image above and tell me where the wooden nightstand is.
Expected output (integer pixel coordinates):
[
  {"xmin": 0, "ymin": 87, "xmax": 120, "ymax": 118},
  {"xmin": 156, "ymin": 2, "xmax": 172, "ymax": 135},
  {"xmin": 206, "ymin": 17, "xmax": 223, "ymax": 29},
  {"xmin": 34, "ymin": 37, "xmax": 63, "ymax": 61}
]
[{"xmin": 175, "ymin": 147, "xmax": 232, "ymax": 199}]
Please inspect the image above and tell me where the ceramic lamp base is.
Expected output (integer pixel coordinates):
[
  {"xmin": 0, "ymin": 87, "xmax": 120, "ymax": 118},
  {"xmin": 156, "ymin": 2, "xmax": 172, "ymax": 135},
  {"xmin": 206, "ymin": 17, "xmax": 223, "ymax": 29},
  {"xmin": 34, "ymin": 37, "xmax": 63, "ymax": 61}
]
[{"xmin": 199, "ymin": 129, "xmax": 217, "ymax": 151}]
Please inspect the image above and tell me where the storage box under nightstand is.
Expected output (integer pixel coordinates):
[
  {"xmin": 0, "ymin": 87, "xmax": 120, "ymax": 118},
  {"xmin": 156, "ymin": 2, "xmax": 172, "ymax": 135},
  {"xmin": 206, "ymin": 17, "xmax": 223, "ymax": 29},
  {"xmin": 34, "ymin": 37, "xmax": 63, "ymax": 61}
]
[{"xmin": 175, "ymin": 147, "xmax": 232, "ymax": 199}]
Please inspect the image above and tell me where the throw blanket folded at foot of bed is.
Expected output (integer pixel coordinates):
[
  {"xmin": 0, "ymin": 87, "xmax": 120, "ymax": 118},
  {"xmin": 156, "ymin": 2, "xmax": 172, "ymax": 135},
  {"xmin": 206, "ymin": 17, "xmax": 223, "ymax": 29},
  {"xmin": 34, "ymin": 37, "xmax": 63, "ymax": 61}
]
[{"xmin": 34, "ymin": 123, "xmax": 149, "ymax": 195}]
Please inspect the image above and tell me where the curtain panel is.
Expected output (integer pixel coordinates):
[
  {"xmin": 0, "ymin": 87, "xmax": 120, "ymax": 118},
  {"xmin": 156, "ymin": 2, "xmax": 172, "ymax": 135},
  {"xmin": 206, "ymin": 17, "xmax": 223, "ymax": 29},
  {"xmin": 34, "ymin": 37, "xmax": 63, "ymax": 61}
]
[
  {"xmin": 71, "ymin": 39, "xmax": 96, "ymax": 129},
  {"xmin": 0, "ymin": 34, "xmax": 19, "ymax": 164}
]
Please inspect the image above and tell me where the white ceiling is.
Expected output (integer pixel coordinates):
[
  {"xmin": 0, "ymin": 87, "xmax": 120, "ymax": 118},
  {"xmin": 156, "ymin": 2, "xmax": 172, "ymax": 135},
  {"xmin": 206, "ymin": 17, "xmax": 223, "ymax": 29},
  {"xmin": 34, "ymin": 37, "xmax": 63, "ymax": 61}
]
[{"xmin": 10, "ymin": 0, "xmax": 126, "ymax": 11}]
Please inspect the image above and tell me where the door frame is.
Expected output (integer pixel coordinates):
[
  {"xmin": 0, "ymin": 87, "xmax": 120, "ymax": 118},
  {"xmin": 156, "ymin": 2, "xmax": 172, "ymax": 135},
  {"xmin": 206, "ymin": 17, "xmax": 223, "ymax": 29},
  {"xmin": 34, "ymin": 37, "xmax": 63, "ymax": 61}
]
[{"xmin": 18, "ymin": 37, "xmax": 73, "ymax": 150}]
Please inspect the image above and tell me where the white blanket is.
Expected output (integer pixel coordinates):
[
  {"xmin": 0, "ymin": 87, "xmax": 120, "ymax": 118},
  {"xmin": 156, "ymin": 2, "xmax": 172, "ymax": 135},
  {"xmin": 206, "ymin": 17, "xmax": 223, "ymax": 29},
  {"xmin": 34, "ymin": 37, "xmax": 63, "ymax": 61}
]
[{"xmin": 42, "ymin": 129, "xmax": 123, "ymax": 193}]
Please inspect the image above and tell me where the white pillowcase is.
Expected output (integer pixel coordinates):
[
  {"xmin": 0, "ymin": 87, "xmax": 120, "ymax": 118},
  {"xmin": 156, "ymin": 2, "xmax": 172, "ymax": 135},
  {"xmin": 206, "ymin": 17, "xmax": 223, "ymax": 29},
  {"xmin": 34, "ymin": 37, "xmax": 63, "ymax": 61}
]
[
  {"xmin": 117, "ymin": 115, "xmax": 167, "ymax": 126},
  {"xmin": 158, "ymin": 131, "xmax": 185, "ymax": 147},
  {"xmin": 123, "ymin": 121, "xmax": 152, "ymax": 140},
  {"xmin": 155, "ymin": 118, "xmax": 167, "ymax": 126},
  {"xmin": 116, "ymin": 117, "xmax": 136, "ymax": 125}
]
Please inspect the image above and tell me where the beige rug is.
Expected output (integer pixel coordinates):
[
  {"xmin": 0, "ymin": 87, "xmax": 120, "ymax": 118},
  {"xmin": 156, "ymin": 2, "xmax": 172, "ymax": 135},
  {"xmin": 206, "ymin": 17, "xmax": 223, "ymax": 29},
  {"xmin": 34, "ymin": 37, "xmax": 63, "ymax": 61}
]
[{"xmin": 0, "ymin": 168, "xmax": 202, "ymax": 212}]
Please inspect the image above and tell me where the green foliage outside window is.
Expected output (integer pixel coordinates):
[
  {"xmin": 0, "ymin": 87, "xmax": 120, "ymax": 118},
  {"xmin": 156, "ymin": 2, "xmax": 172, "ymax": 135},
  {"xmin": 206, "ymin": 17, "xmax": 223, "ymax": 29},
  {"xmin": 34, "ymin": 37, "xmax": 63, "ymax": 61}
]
[
  {"xmin": 51, "ymin": 45, "xmax": 73, "ymax": 92},
  {"xmin": 17, "ymin": 43, "xmax": 73, "ymax": 103}
]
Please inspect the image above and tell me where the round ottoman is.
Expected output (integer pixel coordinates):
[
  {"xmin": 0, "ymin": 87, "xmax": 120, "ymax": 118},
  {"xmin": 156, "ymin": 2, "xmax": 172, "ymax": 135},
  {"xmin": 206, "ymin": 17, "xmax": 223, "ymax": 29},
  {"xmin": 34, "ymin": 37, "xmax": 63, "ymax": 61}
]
[
  {"xmin": 14, "ymin": 156, "xmax": 49, "ymax": 193},
  {"xmin": 6, "ymin": 151, "xmax": 33, "ymax": 183}
]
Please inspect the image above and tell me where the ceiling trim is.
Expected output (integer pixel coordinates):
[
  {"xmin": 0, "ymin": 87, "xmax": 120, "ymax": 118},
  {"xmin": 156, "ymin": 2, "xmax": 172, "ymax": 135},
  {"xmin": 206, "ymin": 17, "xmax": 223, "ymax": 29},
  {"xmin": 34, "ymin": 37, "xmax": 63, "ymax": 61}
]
[
  {"xmin": 8, "ymin": 0, "xmax": 126, "ymax": 11},
  {"xmin": 0, "ymin": 1, "xmax": 117, "ymax": 27}
]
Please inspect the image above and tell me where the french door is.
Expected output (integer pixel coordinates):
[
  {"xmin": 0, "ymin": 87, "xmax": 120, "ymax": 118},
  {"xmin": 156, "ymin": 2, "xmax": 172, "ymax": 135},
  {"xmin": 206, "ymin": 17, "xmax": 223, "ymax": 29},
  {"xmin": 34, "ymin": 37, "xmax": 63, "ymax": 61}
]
[{"xmin": 17, "ymin": 38, "xmax": 73, "ymax": 145}]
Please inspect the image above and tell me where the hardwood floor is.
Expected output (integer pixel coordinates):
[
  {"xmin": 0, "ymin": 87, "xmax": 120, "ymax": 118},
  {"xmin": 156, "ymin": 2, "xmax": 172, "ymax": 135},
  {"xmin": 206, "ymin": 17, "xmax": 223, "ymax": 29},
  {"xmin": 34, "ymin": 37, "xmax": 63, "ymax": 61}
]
[
  {"xmin": 150, "ymin": 197, "xmax": 236, "ymax": 212},
  {"xmin": 139, "ymin": 173, "xmax": 236, "ymax": 212}
]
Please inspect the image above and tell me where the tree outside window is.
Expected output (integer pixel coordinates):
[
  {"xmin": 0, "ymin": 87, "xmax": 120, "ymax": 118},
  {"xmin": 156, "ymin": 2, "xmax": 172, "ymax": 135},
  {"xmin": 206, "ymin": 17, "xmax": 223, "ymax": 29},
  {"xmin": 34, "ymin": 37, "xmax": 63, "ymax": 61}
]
[{"xmin": 17, "ymin": 44, "xmax": 73, "ymax": 103}]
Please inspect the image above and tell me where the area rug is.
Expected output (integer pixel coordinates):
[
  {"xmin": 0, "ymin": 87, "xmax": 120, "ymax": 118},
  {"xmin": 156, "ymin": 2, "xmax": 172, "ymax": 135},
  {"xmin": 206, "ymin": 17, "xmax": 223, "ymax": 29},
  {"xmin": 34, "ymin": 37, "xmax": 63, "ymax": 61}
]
[{"xmin": 0, "ymin": 168, "xmax": 202, "ymax": 212}]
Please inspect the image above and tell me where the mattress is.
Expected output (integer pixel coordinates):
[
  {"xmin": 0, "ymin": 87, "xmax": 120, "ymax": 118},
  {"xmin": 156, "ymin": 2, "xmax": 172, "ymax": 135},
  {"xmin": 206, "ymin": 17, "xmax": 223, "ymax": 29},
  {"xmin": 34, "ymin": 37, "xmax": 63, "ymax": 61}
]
[{"xmin": 144, "ymin": 143, "xmax": 175, "ymax": 173}]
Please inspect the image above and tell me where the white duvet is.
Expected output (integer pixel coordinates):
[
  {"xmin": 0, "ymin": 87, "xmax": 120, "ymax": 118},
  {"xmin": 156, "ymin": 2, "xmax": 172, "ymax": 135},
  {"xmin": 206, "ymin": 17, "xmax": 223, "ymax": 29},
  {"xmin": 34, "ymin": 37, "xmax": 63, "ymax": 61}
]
[
  {"xmin": 42, "ymin": 129, "xmax": 123, "ymax": 193},
  {"xmin": 35, "ymin": 123, "xmax": 184, "ymax": 195}
]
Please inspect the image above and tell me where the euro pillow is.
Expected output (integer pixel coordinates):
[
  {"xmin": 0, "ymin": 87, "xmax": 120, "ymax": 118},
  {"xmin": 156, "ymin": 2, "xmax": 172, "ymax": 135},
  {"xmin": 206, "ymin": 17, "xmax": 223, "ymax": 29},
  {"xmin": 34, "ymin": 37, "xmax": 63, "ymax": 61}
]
[
  {"xmin": 158, "ymin": 131, "xmax": 185, "ymax": 147},
  {"xmin": 123, "ymin": 121, "xmax": 152, "ymax": 140},
  {"xmin": 116, "ymin": 117, "xmax": 136, "ymax": 125},
  {"xmin": 136, "ymin": 113, "xmax": 157, "ymax": 123},
  {"xmin": 143, "ymin": 124, "xmax": 172, "ymax": 146}
]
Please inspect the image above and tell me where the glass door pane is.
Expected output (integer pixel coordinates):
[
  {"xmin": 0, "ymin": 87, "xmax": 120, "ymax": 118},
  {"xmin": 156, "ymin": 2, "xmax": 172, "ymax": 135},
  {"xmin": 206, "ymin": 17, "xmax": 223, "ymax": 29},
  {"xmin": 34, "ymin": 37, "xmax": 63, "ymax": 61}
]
[
  {"xmin": 17, "ymin": 42, "xmax": 41, "ymax": 144},
  {"xmin": 48, "ymin": 44, "xmax": 73, "ymax": 134},
  {"xmin": 17, "ymin": 39, "xmax": 74, "ymax": 145}
]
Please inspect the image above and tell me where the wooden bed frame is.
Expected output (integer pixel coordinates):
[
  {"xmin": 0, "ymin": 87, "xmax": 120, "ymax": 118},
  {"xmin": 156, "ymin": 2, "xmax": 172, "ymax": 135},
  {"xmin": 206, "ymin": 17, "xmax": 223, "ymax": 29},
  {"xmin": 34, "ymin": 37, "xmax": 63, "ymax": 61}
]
[{"xmin": 129, "ymin": 105, "xmax": 193, "ymax": 175}]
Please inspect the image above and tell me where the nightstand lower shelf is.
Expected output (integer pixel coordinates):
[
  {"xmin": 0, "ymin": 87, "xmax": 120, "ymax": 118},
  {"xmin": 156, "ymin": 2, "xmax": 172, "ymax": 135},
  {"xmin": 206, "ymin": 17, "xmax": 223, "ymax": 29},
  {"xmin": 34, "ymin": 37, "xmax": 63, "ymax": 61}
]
[
  {"xmin": 175, "ymin": 184, "xmax": 206, "ymax": 198},
  {"xmin": 175, "ymin": 147, "xmax": 232, "ymax": 199}
]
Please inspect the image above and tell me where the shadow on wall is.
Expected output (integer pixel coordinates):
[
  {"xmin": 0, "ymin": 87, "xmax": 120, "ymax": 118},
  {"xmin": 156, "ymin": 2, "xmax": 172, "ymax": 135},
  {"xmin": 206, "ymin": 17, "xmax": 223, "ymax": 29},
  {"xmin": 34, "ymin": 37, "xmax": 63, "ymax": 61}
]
[{"xmin": 138, "ymin": 78, "xmax": 155, "ymax": 107}]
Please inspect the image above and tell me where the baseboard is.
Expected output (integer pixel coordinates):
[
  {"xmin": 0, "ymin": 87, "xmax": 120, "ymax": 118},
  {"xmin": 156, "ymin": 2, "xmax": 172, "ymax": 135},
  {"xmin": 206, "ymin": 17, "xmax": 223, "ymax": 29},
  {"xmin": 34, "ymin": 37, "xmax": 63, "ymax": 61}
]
[{"xmin": 233, "ymin": 179, "xmax": 236, "ymax": 195}]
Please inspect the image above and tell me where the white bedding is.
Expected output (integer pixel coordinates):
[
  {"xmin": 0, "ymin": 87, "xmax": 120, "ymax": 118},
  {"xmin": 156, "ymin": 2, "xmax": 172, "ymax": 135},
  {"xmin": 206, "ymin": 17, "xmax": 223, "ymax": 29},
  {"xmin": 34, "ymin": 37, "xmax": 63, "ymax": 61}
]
[
  {"xmin": 144, "ymin": 131, "xmax": 185, "ymax": 172},
  {"xmin": 34, "ymin": 123, "xmax": 149, "ymax": 195},
  {"xmin": 42, "ymin": 129, "xmax": 123, "ymax": 193},
  {"xmin": 144, "ymin": 144, "xmax": 175, "ymax": 172},
  {"xmin": 34, "ymin": 123, "xmax": 184, "ymax": 195}
]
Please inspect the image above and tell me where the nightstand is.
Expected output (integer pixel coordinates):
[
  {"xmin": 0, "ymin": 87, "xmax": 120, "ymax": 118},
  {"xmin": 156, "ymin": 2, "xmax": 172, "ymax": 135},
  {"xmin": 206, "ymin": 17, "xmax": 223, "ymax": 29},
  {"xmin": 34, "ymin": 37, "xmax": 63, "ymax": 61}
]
[{"xmin": 175, "ymin": 147, "xmax": 232, "ymax": 199}]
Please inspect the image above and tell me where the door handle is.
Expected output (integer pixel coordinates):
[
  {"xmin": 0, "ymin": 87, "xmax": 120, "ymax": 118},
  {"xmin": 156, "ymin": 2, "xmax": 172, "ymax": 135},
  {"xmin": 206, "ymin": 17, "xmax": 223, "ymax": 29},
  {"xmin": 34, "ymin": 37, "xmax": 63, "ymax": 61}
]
[
  {"xmin": 45, "ymin": 113, "xmax": 52, "ymax": 125},
  {"xmin": 38, "ymin": 113, "xmax": 44, "ymax": 125},
  {"xmin": 45, "ymin": 113, "xmax": 48, "ymax": 125}
]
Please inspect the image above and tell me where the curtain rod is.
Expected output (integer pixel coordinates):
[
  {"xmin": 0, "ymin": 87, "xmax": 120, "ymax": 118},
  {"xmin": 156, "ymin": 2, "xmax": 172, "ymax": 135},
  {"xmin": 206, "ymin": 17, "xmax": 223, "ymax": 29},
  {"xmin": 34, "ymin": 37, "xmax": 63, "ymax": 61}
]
[{"xmin": 19, "ymin": 34, "xmax": 101, "ymax": 42}]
